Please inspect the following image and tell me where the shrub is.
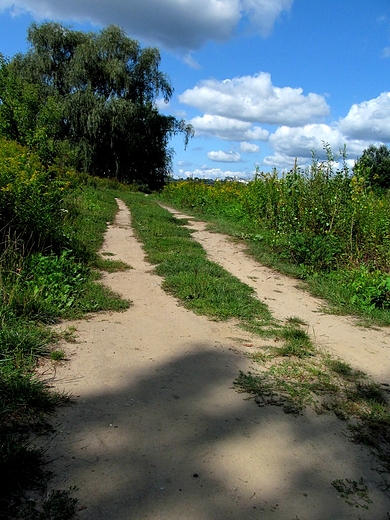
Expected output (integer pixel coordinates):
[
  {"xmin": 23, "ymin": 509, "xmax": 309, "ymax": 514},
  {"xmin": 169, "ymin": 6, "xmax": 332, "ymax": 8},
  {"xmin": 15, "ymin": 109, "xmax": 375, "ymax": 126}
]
[{"xmin": 0, "ymin": 138, "xmax": 71, "ymax": 253}]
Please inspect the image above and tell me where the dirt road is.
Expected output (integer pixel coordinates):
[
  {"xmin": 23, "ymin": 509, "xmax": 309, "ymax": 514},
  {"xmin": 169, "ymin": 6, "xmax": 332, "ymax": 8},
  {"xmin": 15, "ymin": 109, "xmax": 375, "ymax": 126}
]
[{"xmin": 44, "ymin": 199, "xmax": 390, "ymax": 519}]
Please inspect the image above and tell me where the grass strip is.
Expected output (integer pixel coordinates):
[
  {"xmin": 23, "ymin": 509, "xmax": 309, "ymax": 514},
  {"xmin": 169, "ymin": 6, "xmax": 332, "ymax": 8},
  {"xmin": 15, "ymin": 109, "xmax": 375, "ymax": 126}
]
[
  {"xmin": 121, "ymin": 193, "xmax": 272, "ymax": 323},
  {"xmin": 153, "ymin": 193, "xmax": 390, "ymax": 474}
]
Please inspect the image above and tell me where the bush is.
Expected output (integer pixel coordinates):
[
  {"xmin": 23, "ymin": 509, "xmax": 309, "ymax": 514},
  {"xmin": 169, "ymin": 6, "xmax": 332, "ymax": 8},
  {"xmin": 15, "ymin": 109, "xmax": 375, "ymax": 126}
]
[{"xmin": 0, "ymin": 138, "xmax": 71, "ymax": 253}]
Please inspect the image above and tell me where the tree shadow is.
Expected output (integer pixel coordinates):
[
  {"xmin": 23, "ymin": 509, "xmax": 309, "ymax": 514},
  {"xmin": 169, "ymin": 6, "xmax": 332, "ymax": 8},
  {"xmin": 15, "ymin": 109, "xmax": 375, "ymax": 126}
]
[{"xmin": 46, "ymin": 343, "xmax": 390, "ymax": 520}]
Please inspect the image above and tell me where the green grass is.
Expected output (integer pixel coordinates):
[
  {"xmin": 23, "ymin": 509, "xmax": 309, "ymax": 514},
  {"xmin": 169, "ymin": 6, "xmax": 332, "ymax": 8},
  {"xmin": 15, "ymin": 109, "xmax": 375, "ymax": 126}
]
[
  {"xmin": 0, "ymin": 177, "xmax": 133, "ymax": 519},
  {"xmin": 157, "ymin": 187, "xmax": 390, "ymax": 469},
  {"xmin": 158, "ymin": 185, "xmax": 390, "ymax": 326},
  {"xmin": 92, "ymin": 257, "xmax": 132, "ymax": 272},
  {"xmin": 50, "ymin": 350, "xmax": 65, "ymax": 361},
  {"xmin": 234, "ymin": 328, "xmax": 390, "ymax": 469},
  {"xmin": 122, "ymin": 194, "xmax": 390, "ymax": 467},
  {"xmin": 127, "ymin": 194, "xmax": 390, "ymax": 460},
  {"xmin": 122, "ymin": 193, "xmax": 272, "ymax": 322}
]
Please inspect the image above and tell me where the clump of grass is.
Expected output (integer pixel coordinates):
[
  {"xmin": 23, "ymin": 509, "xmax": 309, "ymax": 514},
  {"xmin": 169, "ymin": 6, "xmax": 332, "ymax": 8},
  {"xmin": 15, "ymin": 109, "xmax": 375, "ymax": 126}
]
[
  {"xmin": 285, "ymin": 316, "xmax": 308, "ymax": 326},
  {"xmin": 19, "ymin": 488, "xmax": 78, "ymax": 520},
  {"xmin": 325, "ymin": 358, "xmax": 354, "ymax": 376},
  {"xmin": 276, "ymin": 326, "xmax": 313, "ymax": 358},
  {"xmin": 331, "ymin": 478, "xmax": 373, "ymax": 509},
  {"xmin": 92, "ymin": 257, "xmax": 132, "ymax": 272},
  {"xmin": 234, "ymin": 324, "xmax": 390, "ymax": 468},
  {"xmin": 50, "ymin": 350, "xmax": 65, "ymax": 362},
  {"xmin": 240, "ymin": 318, "xmax": 283, "ymax": 339},
  {"xmin": 349, "ymin": 405, "xmax": 390, "ymax": 470}
]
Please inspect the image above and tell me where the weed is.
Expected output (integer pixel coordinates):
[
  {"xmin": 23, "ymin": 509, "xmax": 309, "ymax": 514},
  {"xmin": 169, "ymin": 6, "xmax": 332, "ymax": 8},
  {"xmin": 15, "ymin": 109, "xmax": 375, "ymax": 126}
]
[
  {"xmin": 19, "ymin": 488, "xmax": 78, "ymax": 520},
  {"xmin": 276, "ymin": 327, "xmax": 314, "ymax": 358},
  {"xmin": 92, "ymin": 257, "xmax": 132, "ymax": 272},
  {"xmin": 159, "ymin": 162, "xmax": 390, "ymax": 325},
  {"xmin": 331, "ymin": 478, "xmax": 373, "ymax": 509},
  {"xmin": 325, "ymin": 358, "xmax": 353, "ymax": 376},
  {"xmin": 50, "ymin": 350, "xmax": 65, "ymax": 361},
  {"xmin": 234, "ymin": 331, "xmax": 390, "ymax": 469},
  {"xmin": 57, "ymin": 327, "xmax": 78, "ymax": 344},
  {"xmin": 349, "ymin": 405, "xmax": 390, "ymax": 470},
  {"xmin": 286, "ymin": 316, "xmax": 308, "ymax": 326}
]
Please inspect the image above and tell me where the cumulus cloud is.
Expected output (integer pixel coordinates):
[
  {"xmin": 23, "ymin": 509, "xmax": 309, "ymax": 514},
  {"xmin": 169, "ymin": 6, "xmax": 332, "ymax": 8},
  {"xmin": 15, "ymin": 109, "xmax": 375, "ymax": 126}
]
[
  {"xmin": 207, "ymin": 150, "xmax": 241, "ymax": 162},
  {"xmin": 338, "ymin": 92, "xmax": 390, "ymax": 142},
  {"xmin": 269, "ymin": 124, "xmax": 371, "ymax": 159},
  {"xmin": 264, "ymin": 123, "xmax": 374, "ymax": 172},
  {"xmin": 180, "ymin": 72, "xmax": 329, "ymax": 125},
  {"xmin": 262, "ymin": 152, "xmax": 304, "ymax": 170},
  {"xmin": 240, "ymin": 142, "xmax": 260, "ymax": 153},
  {"xmin": 0, "ymin": 0, "xmax": 293, "ymax": 50},
  {"xmin": 190, "ymin": 114, "xmax": 269, "ymax": 141}
]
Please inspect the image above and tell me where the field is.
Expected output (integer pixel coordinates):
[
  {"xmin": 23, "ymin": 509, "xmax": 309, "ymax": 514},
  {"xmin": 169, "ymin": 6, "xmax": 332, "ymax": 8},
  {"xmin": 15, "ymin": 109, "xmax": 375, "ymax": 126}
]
[
  {"xmin": 1, "ymin": 137, "xmax": 390, "ymax": 518},
  {"xmin": 160, "ymin": 157, "xmax": 390, "ymax": 325}
]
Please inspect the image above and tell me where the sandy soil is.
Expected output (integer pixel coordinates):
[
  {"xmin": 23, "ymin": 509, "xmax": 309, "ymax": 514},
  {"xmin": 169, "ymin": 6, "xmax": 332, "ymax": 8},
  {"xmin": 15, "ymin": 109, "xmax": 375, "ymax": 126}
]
[{"xmin": 42, "ymin": 198, "xmax": 390, "ymax": 519}]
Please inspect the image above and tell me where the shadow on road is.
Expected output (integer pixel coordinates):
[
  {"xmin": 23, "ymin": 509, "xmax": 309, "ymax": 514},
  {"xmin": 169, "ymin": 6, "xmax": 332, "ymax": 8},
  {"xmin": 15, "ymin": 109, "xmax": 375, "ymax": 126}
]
[{"xmin": 48, "ymin": 343, "xmax": 390, "ymax": 520}]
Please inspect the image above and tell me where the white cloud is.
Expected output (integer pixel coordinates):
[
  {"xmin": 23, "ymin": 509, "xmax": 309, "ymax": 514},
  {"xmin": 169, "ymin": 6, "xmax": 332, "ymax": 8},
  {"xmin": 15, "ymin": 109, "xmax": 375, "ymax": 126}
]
[
  {"xmin": 242, "ymin": 0, "xmax": 293, "ymax": 36},
  {"xmin": 207, "ymin": 150, "xmax": 241, "ymax": 162},
  {"xmin": 190, "ymin": 114, "xmax": 269, "ymax": 141},
  {"xmin": 269, "ymin": 124, "xmax": 340, "ymax": 158},
  {"xmin": 182, "ymin": 53, "xmax": 201, "ymax": 69},
  {"xmin": 0, "ymin": 0, "xmax": 294, "ymax": 50},
  {"xmin": 381, "ymin": 47, "xmax": 390, "ymax": 59},
  {"xmin": 262, "ymin": 152, "xmax": 304, "ymax": 170},
  {"xmin": 338, "ymin": 92, "xmax": 390, "ymax": 142},
  {"xmin": 262, "ymin": 151, "xmax": 357, "ymax": 173},
  {"xmin": 155, "ymin": 98, "xmax": 170, "ymax": 111},
  {"xmin": 240, "ymin": 142, "xmax": 259, "ymax": 153},
  {"xmin": 180, "ymin": 72, "xmax": 329, "ymax": 125},
  {"xmin": 264, "ymin": 124, "xmax": 371, "ymax": 168},
  {"xmin": 178, "ymin": 167, "xmax": 250, "ymax": 180}
]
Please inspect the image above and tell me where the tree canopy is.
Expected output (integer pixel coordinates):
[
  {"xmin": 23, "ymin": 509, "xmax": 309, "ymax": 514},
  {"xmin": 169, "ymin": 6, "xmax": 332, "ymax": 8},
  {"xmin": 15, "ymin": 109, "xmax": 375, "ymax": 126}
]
[
  {"xmin": 0, "ymin": 23, "xmax": 193, "ymax": 189},
  {"xmin": 354, "ymin": 144, "xmax": 390, "ymax": 190}
]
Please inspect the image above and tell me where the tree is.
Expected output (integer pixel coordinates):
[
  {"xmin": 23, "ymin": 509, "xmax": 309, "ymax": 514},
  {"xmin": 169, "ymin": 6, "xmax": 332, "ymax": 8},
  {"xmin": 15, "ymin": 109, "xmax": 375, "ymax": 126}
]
[
  {"xmin": 354, "ymin": 144, "xmax": 390, "ymax": 190},
  {"xmin": 2, "ymin": 23, "xmax": 193, "ymax": 189}
]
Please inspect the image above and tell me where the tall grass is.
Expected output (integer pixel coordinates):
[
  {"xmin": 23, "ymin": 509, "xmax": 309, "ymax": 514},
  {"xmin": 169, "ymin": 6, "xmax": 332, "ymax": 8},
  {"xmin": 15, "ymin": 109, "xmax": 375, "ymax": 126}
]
[
  {"xmin": 161, "ymin": 154, "xmax": 390, "ymax": 322},
  {"xmin": 0, "ymin": 138, "xmax": 130, "ymax": 518}
]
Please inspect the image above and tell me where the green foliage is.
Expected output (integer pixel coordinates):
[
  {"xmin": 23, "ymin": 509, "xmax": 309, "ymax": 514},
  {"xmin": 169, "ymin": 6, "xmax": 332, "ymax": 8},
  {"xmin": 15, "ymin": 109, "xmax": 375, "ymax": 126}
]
[
  {"xmin": 330, "ymin": 267, "xmax": 390, "ymax": 311},
  {"xmin": 13, "ymin": 251, "xmax": 89, "ymax": 320},
  {"xmin": 121, "ymin": 193, "xmax": 271, "ymax": 322},
  {"xmin": 354, "ymin": 144, "xmax": 390, "ymax": 189},
  {"xmin": 161, "ymin": 149, "xmax": 390, "ymax": 320},
  {"xmin": 2, "ymin": 23, "xmax": 193, "ymax": 189},
  {"xmin": 0, "ymin": 164, "xmax": 133, "ymax": 517},
  {"xmin": 283, "ymin": 231, "xmax": 344, "ymax": 272},
  {"xmin": 0, "ymin": 138, "xmax": 72, "ymax": 253}
]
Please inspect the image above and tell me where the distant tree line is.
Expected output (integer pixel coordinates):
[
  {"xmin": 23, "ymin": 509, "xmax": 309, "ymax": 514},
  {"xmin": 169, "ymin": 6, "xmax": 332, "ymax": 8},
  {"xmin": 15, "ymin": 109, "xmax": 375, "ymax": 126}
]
[{"xmin": 0, "ymin": 22, "xmax": 193, "ymax": 190}]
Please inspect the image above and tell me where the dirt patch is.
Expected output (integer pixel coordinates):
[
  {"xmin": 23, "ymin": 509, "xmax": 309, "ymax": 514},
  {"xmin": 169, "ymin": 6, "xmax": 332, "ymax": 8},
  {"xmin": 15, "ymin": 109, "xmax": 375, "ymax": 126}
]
[{"xmin": 43, "ymin": 199, "xmax": 390, "ymax": 519}]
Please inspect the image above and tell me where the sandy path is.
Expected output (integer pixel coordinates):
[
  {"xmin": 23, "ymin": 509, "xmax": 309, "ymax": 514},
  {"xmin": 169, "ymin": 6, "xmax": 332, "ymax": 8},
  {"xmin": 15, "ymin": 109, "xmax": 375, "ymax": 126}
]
[
  {"xmin": 44, "ymin": 199, "xmax": 390, "ymax": 519},
  {"xmin": 162, "ymin": 206, "xmax": 390, "ymax": 385}
]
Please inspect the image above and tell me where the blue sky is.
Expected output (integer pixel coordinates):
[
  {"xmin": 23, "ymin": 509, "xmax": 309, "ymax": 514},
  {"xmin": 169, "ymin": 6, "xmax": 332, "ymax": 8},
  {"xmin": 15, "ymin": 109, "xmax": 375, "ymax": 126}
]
[{"xmin": 0, "ymin": 0, "xmax": 389, "ymax": 180}]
